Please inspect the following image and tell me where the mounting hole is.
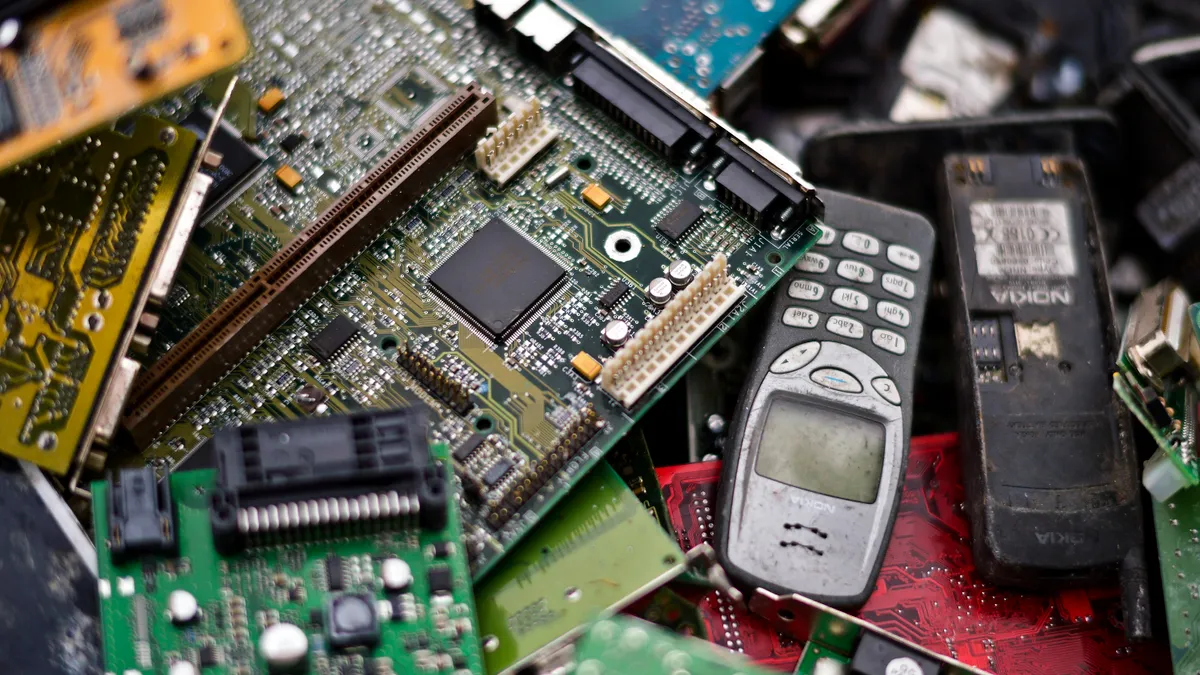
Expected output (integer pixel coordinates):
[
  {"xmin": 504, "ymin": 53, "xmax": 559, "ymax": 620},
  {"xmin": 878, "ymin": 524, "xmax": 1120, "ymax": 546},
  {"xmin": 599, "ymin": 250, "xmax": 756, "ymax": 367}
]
[
  {"xmin": 84, "ymin": 313, "xmax": 103, "ymax": 332},
  {"xmin": 604, "ymin": 230, "xmax": 642, "ymax": 262},
  {"xmin": 380, "ymin": 336, "xmax": 398, "ymax": 351},
  {"xmin": 474, "ymin": 416, "xmax": 494, "ymax": 432},
  {"xmin": 766, "ymin": 251, "xmax": 783, "ymax": 265},
  {"xmin": 777, "ymin": 608, "xmax": 795, "ymax": 622},
  {"xmin": 483, "ymin": 636, "xmax": 500, "ymax": 653},
  {"xmin": 565, "ymin": 586, "xmax": 582, "ymax": 602},
  {"xmin": 575, "ymin": 156, "xmax": 593, "ymax": 171},
  {"xmin": 1059, "ymin": 360, "xmax": 1072, "ymax": 373},
  {"xmin": 94, "ymin": 289, "xmax": 113, "ymax": 309}
]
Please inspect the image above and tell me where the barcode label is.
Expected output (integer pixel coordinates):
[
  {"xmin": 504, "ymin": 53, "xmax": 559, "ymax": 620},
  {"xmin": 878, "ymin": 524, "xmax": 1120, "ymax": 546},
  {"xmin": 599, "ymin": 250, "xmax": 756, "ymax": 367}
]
[{"xmin": 969, "ymin": 200, "xmax": 1076, "ymax": 278}]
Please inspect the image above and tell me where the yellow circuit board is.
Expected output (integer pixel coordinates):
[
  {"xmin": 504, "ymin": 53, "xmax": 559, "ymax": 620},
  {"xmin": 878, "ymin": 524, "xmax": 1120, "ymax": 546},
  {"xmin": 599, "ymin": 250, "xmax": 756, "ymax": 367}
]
[
  {"xmin": 0, "ymin": 116, "xmax": 197, "ymax": 473},
  {"xmin": 0, "ymin": 0, "xmax": 248, "ymax": 169}
]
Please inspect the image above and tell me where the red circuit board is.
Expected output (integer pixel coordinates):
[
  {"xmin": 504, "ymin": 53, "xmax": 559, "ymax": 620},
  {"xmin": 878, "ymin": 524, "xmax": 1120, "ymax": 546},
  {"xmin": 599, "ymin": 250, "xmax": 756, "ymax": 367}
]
[{"xmin": 656, "ymin": 433, "xmax": 1171, "ymax": 674}]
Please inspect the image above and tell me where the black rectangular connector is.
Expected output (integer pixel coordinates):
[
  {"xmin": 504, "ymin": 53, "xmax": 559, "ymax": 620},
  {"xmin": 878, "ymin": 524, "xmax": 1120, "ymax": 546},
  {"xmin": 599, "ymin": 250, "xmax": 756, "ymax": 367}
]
[
  {"xmin": 570, "ymin": 35, "xmax": 714, "ymax": 165},
  {"xmin": 107, "ymin": 468, "xmax": 177, "ymax": 562},
  {"xmin": 208, "ymin": 408, "xmax": 447, "ymax": 553},
  {"xmin": 713, "ymin": 138, "xmax": 813, "ymax": 231}
]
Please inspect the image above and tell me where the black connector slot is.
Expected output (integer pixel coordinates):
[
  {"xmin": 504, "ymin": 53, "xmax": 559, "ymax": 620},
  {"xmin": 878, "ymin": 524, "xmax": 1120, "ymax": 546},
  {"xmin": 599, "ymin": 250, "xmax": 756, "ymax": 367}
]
[
  {"xmin": 208, "ymin": 408, "xmax": 447, "ymax": 553},
  {"xmin": 570, "ymin": 35, "xmax": 714, "ymax": 164},
  {"xmin": 107, "ymin": 467, "xmax": 178, "ymax": 562},
  {"xmin": 714, "ymin": 138, "xmax": 813, "ymax": 231}
]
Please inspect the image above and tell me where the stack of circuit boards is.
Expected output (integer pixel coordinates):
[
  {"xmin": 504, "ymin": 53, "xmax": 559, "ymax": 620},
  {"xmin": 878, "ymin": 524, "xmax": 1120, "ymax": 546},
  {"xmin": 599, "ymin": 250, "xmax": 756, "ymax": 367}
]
[{"xmin": 0, "ymin": 0, "xmax": 1051, "ymax": 675}]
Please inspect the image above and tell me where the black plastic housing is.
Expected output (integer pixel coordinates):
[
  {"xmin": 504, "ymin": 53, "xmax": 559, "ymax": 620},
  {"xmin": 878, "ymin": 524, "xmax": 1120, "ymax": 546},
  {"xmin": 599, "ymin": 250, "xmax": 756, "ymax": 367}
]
[
  {"xmin": 108, "ymin": 467, "xmax": 178, "ymax": 562},
  {"xmin": 208, "ymin": 408, "xmax": 447, "ymax": 553},
  {"xmin": 937, "ymin": 153, "xmax": 1142, "ymax": 588}
]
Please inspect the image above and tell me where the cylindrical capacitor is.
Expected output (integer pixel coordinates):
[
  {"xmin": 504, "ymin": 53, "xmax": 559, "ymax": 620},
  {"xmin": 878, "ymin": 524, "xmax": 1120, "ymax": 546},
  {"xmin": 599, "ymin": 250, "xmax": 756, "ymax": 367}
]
[
  {"xmin": 646, "ymin": 277, "xmax": 673, "ymax": 306},
  {"xmin": 666, "ymin": 260, "xmax": 694, "ymax": 288},
  {"xmin": 602, "ymin": 320, "xmax": 631, "ymax": 348}
]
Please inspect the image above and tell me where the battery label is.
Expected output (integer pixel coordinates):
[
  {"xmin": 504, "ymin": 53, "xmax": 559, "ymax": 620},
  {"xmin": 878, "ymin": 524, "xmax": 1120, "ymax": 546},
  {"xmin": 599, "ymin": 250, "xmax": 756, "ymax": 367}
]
[{"xmin": 969, "ymin": 200, "xmax": 1076, "ymax": 278}]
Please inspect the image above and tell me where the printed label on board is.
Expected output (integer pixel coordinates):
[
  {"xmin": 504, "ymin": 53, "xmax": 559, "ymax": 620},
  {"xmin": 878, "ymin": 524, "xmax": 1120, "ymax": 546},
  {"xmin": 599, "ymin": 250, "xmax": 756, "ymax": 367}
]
[{"xmin": 969, "ymin": 200, "xmax": 1076, "ymax": 278}]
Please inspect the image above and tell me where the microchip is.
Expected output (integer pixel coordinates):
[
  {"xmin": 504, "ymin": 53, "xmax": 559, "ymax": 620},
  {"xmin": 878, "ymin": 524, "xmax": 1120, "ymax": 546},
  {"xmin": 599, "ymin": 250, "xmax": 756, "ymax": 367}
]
[
  {"xmin": 199, "ymin": 644, "xmax": 220, "ymax": 667},
  {"xmin": 326, "ymin": 554, "xmax": 345, "ymax": 590},
  {"xmin": 482, "ymin": 459, "xmax": 514, "ymax": 487},
  {"xmin": 429, "ymin": 219, "xmax": 566, "ymax": 339},
  {"xmin": 432, "ymin": 542, "xmax": 453, "ymax": 558},
  {"xmin": 327, "ymin": 594, "xmax": 380, "ymax": 649},
  {"xmin": 453, "ymin": 434, "xmax": 487, "ymax": 462},
  {"xmin": 427, "ymin": 565, "xmax": 453, "ymax": 592},
  {"xmin": 182, "ymin": 110, "xmax": 266, "ymax": 216},
  {"xmin": 656, "ymin": 201, "xmax": 703, "ymax": 242},
  {"xmin": 597, "ymin": 281, "xmax": 628, "ymax": 310},
  {"xmin": 280, "ymin": 133, "xmax": 306, "ymax": 153},
  {"xmin": 309, "ymin": 315, "xmax": 359, "ymax": 362}
]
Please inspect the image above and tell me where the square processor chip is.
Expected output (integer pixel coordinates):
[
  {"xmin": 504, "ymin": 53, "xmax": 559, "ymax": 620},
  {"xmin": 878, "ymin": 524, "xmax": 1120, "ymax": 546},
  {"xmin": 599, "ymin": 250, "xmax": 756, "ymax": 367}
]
[{"xmin": 429, "ymin": 218, "xmax": 566, "ymax": 340}]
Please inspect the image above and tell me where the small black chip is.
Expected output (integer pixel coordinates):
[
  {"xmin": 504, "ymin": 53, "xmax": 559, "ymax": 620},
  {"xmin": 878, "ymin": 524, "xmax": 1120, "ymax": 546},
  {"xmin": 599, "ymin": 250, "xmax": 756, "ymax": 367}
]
[
  {"xmin": 326, "ymin": 554, "xmax": 345, "ymax": 591},
  {"xmin": 328, "ymin": 593, "xmax": 380, "ymax": 649},
  {"xmin": 597, "ymin": 281, "xmax": 629, "ymax": 311},
  {"xmin": 182, "ymin": 110, "xmax": 267, "ymax": 216},
  {"xmin": 199, "ymin": 644, "xmax": 220, "ymax": 667},
  {"xmin": 0, "ymin": 78, "xmax": 20, "ymax": 141},
  {"xmin": 280, "ymin": 133, "xmax": 306, "ymax": 153},
  {"xmin": 656, "ymin": 201, "xmax": 704, "ymax": 242},
  {"xmin": 309, "ymin": 315, "xmax": 359, "ymax": 362},
  {"xmin": 429, "ymin": 219, "xmax": 566, "ymax": 339},
  {"xmin": 432, "ymin": 541, "xmax": 453, "ymax": 558},
  {"xmin": 453, "ymin": 434, "xmax": 487, "ymax": 462},
  {"xmin": 482, "ymin": 459, "xmax": 514, "ymax": 487},
  {"xmin": 427, "ymin": 565, "xmax": 453, "ymax": 592}
]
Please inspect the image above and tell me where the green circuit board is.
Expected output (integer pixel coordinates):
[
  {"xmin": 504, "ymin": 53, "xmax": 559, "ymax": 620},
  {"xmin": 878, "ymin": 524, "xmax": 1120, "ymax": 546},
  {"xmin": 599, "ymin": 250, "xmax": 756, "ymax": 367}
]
[
  {"xmin": 94, "ymin": 442, "xmax": 484, "ymax": 675},
  {"xmin": 1153, "ymin": 488, "xmax": 1200, "ymax": 674},
  {"xmin": 573, "ymin": 616, "xmax": 776, "ymax": 675},
  {"xmin": 125, "ymin": 0, "xmax": 821, "ymax": 578}
]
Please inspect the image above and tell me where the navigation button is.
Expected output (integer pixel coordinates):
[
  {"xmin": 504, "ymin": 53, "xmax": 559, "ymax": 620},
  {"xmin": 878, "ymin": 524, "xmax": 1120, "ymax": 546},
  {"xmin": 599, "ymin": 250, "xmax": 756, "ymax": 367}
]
[
  {"xmin": 782, "ymin": 307, "xmax": 820, "ymax": 328},
  {"xmin": 795, "ymin": 252, "xmax": 831, "ymax": 273},
  {"xmin": 842, "ymin": 232, "xmax": 881, "ymax": 256},
  {"xmin": 769, "ymin": 342, "xmax": 821, "ymax": 374},
  {"xmin": 811, "ymin": 367, "xmax": 863, "ymax": 394},
  {"xmin": 872, "ymin": 377, "xmax": 901, "ymax": 405},
  {"xmin": 788, "ymin": 279, "xmax": 825, "ymax": 301},
  {"xmin": 887, "ymin": 244, "xmax": 921, "ymax": 271},
  {"xmin": 836, "ymin": 260, "xmax": 876, "ymax": 284},
  {"xmin": 816, "ymin": 226, "xmax": 837, "ymax": 246},
  {"xmin": 826, "ymin": 315, "xmax": 864, "ymax": 339},
  {"xmin": 831, "ymin": 288, "xmax": 869, "ymax": 312},
  {"xmin": 881, "ymin": 273, "xmax": 915, "ymax": 299},
  {"xmin": 876, "ymin": 301, "xmax": 911, "ymax": 327},
  {"xmin": 872, "ymin": 329, "xmax": 907, "ymax": 354}
]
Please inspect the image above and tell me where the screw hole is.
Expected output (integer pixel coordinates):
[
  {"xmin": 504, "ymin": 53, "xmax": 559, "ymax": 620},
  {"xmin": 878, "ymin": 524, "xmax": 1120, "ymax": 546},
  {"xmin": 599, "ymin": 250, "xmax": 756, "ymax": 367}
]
[
  {"xmin": 777, "ymin": 608, "xmax": 795, "ymax": 622},
  {"xmin": 1059, "ymin": 360, "xmax": 1072, "ymax": 373},
  {"xmin": 380, "ymin": 336, "xmax": 398, "ymax": 351},
  {"xmin": 766, "ymin": 252, "xmax": 782, "ymax": 265},
  {"xmin": 576, "ymin": 156, "xmax": 593, "ymax": 171},
  {"xmin": 614, "ymin": 238, "xmax": 631, "ymax": 253},
  {"xmin": 474, "ymin": 416, "xmax": 494, "ymax": 432}
]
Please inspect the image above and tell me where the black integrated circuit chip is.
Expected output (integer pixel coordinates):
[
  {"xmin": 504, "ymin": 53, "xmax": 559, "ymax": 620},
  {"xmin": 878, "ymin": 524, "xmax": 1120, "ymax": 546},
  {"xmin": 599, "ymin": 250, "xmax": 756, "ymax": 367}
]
[
  {"xmin": 656, "ymin": 200, "xmax": 704, "ymax": 241},
  {"xmin": 427, "ymin": 565, "xmax": 453, "ymax": 592},
  {"xmin": 280, "ymin": 133, "xmax": 306, "ymax": 153},
  {"xmin": 309, "ymin": 315, "xmax": 359, "ymax": 362},
  {"xmin": 326, "ymin": 554, "xmax": 345, "ymax": 590},
  {"xmin": 182, "ymin": 110, "xmax": 267, "ymax": 216},
  {"xmin": 429, "ymin": 219, "xmax": 566, "ymax": 340},
  {"xmin": 597, "ymin": 280, "xmax": 629, "ymax": 310},
  {"xmin": 453, "ymin": 434, "xmax": 487, "ymax": 462},
  {"xmin": 482, "ymin": 459, "xmax": 514, "ymax": 487}
]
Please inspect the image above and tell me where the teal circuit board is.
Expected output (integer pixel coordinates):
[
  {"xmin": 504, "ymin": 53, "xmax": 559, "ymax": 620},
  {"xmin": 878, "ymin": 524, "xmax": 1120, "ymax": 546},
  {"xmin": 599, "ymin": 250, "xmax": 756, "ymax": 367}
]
[
  {"xmin": 94, "ymin": 440, "xmax": 484, "ymax": 675},
  {"xmin": 564, "ymin": 0, "xmax": 803, "ymax": 94},
  {"xmin": 121, "ymin": 0, "xmax": 822, "ymax": 580}
]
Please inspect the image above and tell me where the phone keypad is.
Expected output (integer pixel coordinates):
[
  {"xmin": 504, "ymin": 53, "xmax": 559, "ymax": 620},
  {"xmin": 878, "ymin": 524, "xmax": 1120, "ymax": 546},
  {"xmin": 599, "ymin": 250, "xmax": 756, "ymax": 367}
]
[{"xmin": 779, "ymin": 223, "xmax": 928, "ymax": 405}]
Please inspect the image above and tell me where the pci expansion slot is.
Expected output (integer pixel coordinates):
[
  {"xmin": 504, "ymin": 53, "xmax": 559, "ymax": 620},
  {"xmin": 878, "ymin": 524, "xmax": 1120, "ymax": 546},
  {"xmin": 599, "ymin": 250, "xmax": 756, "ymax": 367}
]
[{"xmin": 122, "ymin": 84, "xmax": 498, "ymax": 446}]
